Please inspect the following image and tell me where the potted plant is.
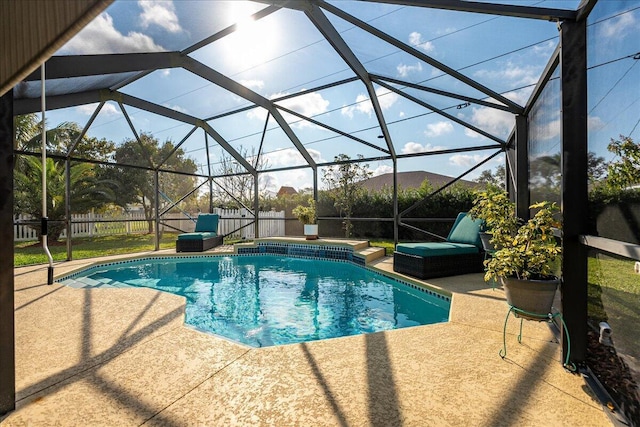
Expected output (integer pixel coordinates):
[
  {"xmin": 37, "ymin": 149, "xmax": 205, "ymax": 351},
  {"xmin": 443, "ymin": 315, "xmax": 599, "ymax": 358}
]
[
  {"xmin": 468, "ymin": 186, "xmax": 518, "ymax": 253},
  {"xmin": 292, "ymin": 198, "xmax": 318, "ymax": 240},
  {"xmin": 484, "ymin": 200, "xmax": 562, "ymax": 319}
]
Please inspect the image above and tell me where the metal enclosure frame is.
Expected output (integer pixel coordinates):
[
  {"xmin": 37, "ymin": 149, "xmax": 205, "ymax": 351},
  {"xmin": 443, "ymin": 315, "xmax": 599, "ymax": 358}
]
[{"xmin": 0, "ymin": 0, "xmax": 608, "ymax": 415}]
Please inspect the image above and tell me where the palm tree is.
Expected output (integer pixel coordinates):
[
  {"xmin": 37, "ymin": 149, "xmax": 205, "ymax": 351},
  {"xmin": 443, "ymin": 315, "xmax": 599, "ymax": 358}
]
[
  {"xmin": 14, "ymin": 156, "xmax": 117, "ymax": 241},
  {"xmin": 13, "ymin": 115, "xmax": 117, "ymax": 241}
]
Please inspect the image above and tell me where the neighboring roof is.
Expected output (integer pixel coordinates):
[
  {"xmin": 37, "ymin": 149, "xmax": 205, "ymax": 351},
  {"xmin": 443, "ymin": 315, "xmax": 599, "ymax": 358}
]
[
  {"xmin": 359, "ymin": 171, "xmax": 480, "ymax": 192},
  {"xmin": 276, "ymin": 186, "xmax": 298, "ymax": 197}
]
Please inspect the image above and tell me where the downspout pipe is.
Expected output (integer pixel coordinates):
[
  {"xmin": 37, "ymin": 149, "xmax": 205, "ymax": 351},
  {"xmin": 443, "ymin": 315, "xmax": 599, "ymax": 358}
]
[{"xmin": 41, "ymin": 63, "xmax": 54, "ymax": 285}]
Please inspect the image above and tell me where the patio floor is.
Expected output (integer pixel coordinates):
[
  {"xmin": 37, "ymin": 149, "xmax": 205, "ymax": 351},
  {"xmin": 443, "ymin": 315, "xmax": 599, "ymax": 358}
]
[{"xmin": 2, "ymin": 245, "xmax": 612, "ymax": 426}]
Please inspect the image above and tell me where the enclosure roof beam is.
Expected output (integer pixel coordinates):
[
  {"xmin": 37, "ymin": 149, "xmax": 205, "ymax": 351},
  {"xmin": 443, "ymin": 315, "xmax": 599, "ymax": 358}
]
[
  {"xmin": 181, "ymin": 56, "xmax": 317, "ymax": 169},
  {"xmin": 523, "ymin": 43, "xmax": 560, "ymax": 116},
  {"xmin": 23, "ymin": 52, "xmax": 183, "ymax": 81},
  {"xmin": 66, "ymin": 100, "xmax": 105, "ymax": 158},
  {"xmin": 158, "ymin": 126, "xmax": 199, "ymax": 169},
  {"xmin": 376, "ymin": 79, "xmax": 506, "ymax": 146},
  {"xmin": 114, "ymin": 91, "xmax": 256, "ymax": 174},
  {"xmin": 304, "ymin": 2, "xmax": 397, "ymax": 159},
  {"xmin": 318, "ymin": 0, "xmax": 524, "ymax": 114},
  {"xmin": 118, "ymin": 92, "xmax": 199, "ymax": 126},
  {"xmin": 358, "ymin": 0, "xmax": 576, "ymax": 21},
  {"xmin": 13, "ymin": 89, "xmax": 103, "ymax": 114},
  {"xmin": 276, "ymin": 104, "xmax": 390, "ymax": 154},
  {"xmin": 370, "ymin": 74, "xmax": 515, "ymax": 113}
]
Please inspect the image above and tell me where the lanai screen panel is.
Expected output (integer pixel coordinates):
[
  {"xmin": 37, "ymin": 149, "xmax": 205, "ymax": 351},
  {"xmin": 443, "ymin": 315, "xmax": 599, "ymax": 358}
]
[{"xmin": 585, "ymin": 2, "xmax": 640, "ymax": 424}]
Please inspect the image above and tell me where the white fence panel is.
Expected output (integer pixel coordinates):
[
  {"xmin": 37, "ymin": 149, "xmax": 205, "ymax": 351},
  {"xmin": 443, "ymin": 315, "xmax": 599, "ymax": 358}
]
[
  {"xmin": 14, "ymin": 214, "xmax": 38, "ymax": 241},
  {"xmin": 14, "ymin": 210, "xmax": 285, "ymax": 242}
]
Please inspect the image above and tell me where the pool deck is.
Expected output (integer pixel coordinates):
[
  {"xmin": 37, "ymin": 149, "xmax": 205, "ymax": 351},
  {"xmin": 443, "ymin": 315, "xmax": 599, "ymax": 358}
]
[{"xmin": 2, "ymin": 241, "xmax": 612, "ymax": 426}]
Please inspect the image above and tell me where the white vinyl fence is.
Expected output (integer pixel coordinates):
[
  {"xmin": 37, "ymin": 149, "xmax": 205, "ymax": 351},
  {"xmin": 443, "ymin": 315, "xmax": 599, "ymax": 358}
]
[{"xmin": 14, "ymin": 209, "xmax": 285, "ymax": 242}]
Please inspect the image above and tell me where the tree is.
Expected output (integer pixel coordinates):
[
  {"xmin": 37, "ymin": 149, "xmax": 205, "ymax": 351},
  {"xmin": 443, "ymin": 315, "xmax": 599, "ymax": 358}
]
[
  {"xmin": 322, "ymin": 154, "xmax": 372, "ymax": 237},
  {"xmin": 15, "ymin": 117, "xmax": 115, "ymax": 159},
  {"xmin": 14, "ymin": 156, "xmax": 117, "ymax": 241},
  {"xmin": 210, "ymin": 145, "xmax": 270, "ymax": 208},
  {"xmin": 475, "ymin": 165, "xmax": 506, "ymax": 188},
  {"xmin": 588, "ymin": 151, "xmax": 608, "ymax": 184},
  {"xmin": 13, "ymin": 116, "xmax": 117, "ymax": 241},
  {"xmin": 101, "ymin": 133, "xmax": 198, "ymax": 233},
  {"xmin": 607, "ymin": 135, "xmax": 639, "ymax": 189}
]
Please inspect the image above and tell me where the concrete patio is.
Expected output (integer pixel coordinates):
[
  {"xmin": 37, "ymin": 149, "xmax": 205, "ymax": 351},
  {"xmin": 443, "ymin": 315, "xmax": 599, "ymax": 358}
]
[{"xmin": 2, "ymin": 248, "xmax": 611, "ymax": 426}]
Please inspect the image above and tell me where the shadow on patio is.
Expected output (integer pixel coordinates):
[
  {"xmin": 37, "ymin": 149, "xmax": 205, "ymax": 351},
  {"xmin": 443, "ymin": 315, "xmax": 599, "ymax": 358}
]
[{"xmin": 2, "ymin": 254, "xmax": 609, "ymax": 426}]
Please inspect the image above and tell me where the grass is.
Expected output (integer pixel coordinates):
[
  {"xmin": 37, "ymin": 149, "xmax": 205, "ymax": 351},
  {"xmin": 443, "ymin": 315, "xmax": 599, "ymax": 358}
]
[
  {"xmin": 14, "ymin": 233, "xmax": 180, "ymax": 267},
  {"xmin": 587, "ymin": 253, "xmax": 639, "ymax": 361},
  {"xmin": 369, "ymin": 239, "xmax": 395, "ymax": 256}
]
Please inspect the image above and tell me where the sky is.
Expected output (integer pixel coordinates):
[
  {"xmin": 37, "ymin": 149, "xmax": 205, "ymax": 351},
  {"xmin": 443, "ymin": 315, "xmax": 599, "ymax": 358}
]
[{"xmin": 42, "ymin": 0, "xmax": 639, "ymax": 194}]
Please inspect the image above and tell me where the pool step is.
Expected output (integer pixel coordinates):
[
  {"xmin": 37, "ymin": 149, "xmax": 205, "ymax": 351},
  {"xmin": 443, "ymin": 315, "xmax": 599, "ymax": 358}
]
[{"xmin": 354, "ymin": 246, "xmax": 386, "ymax": 264}]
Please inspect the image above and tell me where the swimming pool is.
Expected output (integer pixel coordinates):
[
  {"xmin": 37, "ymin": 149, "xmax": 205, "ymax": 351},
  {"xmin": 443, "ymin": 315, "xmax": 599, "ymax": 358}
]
[{"xmin": 60, "ymin": 255, "xmax": 451, "ymax": 347}]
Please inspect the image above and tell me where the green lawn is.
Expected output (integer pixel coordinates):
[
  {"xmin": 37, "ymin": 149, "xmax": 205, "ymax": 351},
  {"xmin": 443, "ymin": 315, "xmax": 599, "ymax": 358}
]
[
  {"xmin": 14, "ymin": 233, "xmax": 180, "ymax": 267},
  {"xmin": 588, "ymin": 253, "xmax": 640, "ymax": 363},
  {"xmin": 369, "ymin": 239, "xmax": 395, "ymax": 256}
]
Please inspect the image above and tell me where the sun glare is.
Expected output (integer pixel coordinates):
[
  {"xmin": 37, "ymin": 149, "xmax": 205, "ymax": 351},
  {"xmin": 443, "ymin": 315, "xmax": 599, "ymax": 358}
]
[{"xmin": 224, "ymin": 6, "xmax": 279, "ymax": 71}]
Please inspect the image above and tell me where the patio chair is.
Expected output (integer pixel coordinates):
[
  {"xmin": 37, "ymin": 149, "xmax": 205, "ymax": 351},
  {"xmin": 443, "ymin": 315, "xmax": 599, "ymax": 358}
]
[
  {"xmin": 393, "ymin": 212, "xmax": 485, "ymax": 279},
  {"xmin": 176, "ymin": 213, "xmax": 223, "ymax": 252}
]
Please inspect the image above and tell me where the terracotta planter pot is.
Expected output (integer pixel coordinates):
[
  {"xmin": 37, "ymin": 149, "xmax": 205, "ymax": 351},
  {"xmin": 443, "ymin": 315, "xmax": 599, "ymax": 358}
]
[
  {"xmin": 500, "ymin": 276, "xmax": 559, "ymax": 320},
  {"xmin": 304, "ymin": 224, "xmax": 318, "ymax": 240}
]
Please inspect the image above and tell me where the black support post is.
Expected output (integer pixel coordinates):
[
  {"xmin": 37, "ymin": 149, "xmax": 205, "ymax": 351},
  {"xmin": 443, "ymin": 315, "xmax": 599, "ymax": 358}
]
[
  {"xmin": 0, "ymin": 90, "xmax": 16, "ymax": 415},
  {"xmin": 560, "ymin": 18, "xmax": 588, "ymax": 365},
  {"xmin": 65, "ymin": 158, "xmax": 72, "ymax": 261},
  {"xmin": 515, "ymin": 115, "xmax": 529, "ymax": 220},
  {"xmin": 154, "ymin": 170, "xmax": 160, "ymax": 251}
]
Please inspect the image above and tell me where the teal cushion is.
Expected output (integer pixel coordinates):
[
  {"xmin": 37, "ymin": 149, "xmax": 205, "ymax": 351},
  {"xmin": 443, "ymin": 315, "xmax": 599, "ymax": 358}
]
[
  {"xmin": 178, "ymin": 232, "xmax": 217, "ymax": 241},
  {"xmin": 194, "ymin": 214, "xmax": 219, "ymax": 232},
  {"xmin": 446, "ymin": 212, "xmax": 483, "ymax": 248},
  {"xmin": 396, "ymin": 242, "xmax": 479, "ymax": 257}
]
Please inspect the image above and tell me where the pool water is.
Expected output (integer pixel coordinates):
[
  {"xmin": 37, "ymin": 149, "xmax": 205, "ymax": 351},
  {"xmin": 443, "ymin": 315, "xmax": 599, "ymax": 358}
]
[{"xmin": 62, "ymin": 255, "xmax": 450, "ymax": 347}]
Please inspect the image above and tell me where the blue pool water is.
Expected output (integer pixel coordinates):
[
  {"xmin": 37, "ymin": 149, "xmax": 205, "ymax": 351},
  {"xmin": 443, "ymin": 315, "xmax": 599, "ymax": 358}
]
[{"xmin": 61, "ymin": 255, "xmax": 450, "ymax": 347}]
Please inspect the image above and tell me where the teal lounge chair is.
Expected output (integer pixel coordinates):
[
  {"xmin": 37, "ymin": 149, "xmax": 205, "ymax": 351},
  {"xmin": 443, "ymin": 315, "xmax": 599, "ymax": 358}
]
[
  {"xmin": 393, "ymin": 212, "xmax": 485, "ymax": 279},
  {"xmin": 176, "ymin": 213, "xmax": 222, "ymax": 252}
]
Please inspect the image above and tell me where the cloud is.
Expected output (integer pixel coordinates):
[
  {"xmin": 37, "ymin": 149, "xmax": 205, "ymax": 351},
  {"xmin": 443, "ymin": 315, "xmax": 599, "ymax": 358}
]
[
  {"xmin": 464, "ymin": 107, "xmax": 513, "ymax": 139},
  {"xmin": 262, "ymin": 148, "xmax": 324, "ymax": 167},
  {"xmin": 464, "ymin": 90, "xmax": 527, "ymax": 139},
  {"xmin": 60, "ymin": 13, "xmax": 165, "ymax": 54},
  {"xmin": 533, "ymin": 119, "xmax": 561, "ymax": 141},
  {"xmin": 474, "ymin": 62, "xmax": 540, "ymax": 87},
  {"xmin": 261, "ymin": 169, "xmax": 314, "ymax": 192},
  {"xmin": 397, "ymin": 62, "xmax": 423, "ymax": 77},
  {"xmin": 275, "ymin": 91, "xmax": 330, "ymax": 127},
  {"xmin": 588, "ymin": 115, "xmax": 605, "ymax": 131},
  {"xmin": 246, "ymin": 107, "xmax": 269, "ymax": 122},
  {"xmin": 401, "ymin": 142, "xmax": 446, "ymax": 154},
  {"xmin": 601, "ymin": 11, "xmax": 636, "ymax": 38},
  {"xmin": 341, "ymin": 88, "xmax": 398, "ymax": 118},
  {"xmin": 259, "ymin": 173, "xmax": 279, "ymax": 193},
  {"xmin": 371, "ymin": 164, "xmax": 393, "ymax": 176},
  {"xmin": 240, "ymin": 79, "xmax": 265, "ymax": 90},
  {"xmin": 76, "ymin": 102, "xmax": 120, "ymax": 116},
  {"xmin": 138, "ymin": 0, "xmax": 182, "ymax": 33},
  {"xmin": 533, "ymin": 40, "xmax": 557, "ymax": 57},
  {"xmin": 408, "ymin": 32, "xmax": 435, "ymax": 53},
  {"xmin": 424, "ymin": 121, "xmax": 453, "ymax": 137},
  {"xmin": 247, "ymin": 91, "xmax": 330, "ymax": 128},
  {"xmin": 449, "ymin": 154, "xmax": 488, "ymax": 167},
  {"xmin": 163, "ymin": 103, "xmax": 188, "ymax": 114}
]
